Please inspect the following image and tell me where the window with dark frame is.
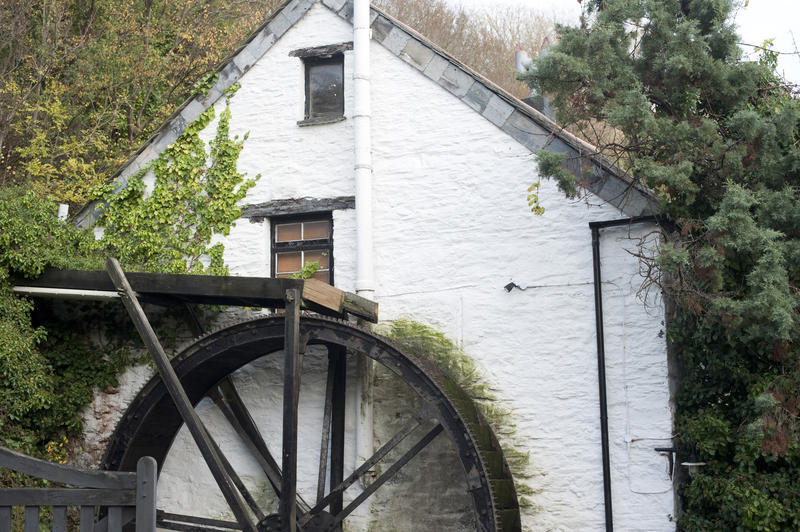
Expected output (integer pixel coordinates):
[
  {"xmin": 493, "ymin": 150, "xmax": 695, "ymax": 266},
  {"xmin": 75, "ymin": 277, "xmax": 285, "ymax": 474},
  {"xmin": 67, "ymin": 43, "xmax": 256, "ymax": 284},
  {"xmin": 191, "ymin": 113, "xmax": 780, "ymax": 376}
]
[
  {"xmin": 272, "ymin": 216, "xmax": 333, "ymax": 284},
  {"xmin": 303, "ymin": 54, "xmax": 344, "ymax": 121},
  {"xmin": 290, "ymin": 42, "xmax": 351, "ymax": 125}
]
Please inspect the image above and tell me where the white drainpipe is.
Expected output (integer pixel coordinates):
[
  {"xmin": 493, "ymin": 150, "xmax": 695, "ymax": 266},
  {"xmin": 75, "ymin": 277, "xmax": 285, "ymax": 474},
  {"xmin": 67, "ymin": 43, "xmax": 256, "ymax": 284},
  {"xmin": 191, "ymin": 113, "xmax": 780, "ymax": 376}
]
[
  {"xmin": 353, "ymin": 0, "xmax": 374, "ymax": 300},
  {"xmin": 353, "ymin": 0, "xmax": 376, "ymax": 491}
]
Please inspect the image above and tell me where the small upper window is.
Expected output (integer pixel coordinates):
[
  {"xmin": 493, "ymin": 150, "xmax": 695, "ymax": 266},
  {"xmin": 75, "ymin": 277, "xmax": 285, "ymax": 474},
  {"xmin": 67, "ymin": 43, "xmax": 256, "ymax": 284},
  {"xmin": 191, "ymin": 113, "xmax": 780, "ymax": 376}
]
[
  {"xmin": 290, "ymin": 42, "xmax": 352, "ymax": 126},
  {"xmin": 304, "ymin": 55, "xmax": 344, "ymax": 121}
]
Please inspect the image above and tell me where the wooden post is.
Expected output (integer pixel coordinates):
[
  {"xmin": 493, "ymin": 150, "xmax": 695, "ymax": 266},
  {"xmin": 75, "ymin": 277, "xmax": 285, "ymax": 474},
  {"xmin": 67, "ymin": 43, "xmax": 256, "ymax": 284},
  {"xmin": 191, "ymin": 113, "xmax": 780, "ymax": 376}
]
[
  {"xmin": 136, "ymin": 456, "xmax": 157, "ymax": 532},
  {"xmin": 329, "ymin": 346, "xmax": 347, "ymax": 527},
  {"xmin": 280, "ymin": 288, "xmax": 302, "ymax": 532}
]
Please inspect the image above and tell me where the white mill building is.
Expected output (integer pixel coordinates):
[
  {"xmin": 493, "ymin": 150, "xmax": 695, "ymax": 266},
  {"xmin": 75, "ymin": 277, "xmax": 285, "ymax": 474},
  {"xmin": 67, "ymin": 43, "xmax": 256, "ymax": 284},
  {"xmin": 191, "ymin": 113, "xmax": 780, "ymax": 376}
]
[{"xmin": 73, "ymin": 1, "xmax": 676, "ymax": 530}]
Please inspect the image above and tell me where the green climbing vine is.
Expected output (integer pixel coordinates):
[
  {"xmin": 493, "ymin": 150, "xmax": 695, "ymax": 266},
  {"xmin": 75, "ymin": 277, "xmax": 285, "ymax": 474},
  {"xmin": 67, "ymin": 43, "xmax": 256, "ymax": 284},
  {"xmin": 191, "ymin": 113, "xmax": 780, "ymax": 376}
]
[
  {"xmin": 0, "ymin": 90, "xmax": 257, "ymax": 465},
  {"xmin": 94, "ymin": 85, "xmax": 258, "ymax": 274},
  {"xmin": 381, "ymin": 319, "xmax": 536, "ymax": 509}
]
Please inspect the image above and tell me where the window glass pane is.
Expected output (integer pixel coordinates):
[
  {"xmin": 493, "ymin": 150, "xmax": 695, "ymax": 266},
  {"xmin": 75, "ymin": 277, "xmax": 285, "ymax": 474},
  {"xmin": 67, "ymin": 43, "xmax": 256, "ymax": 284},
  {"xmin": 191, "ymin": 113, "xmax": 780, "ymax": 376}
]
[
  {"xmin": 304, "ymin": 250, "xmax": 329, "ymax": 270},
  {"xmin": 303, "ymin": 221, "xmax": 329, "ymax": 240},
  {"xmin": 308, "ymin": 61, "xmax": 343, "ymax": 117},
  {"xmin": 312, "ymin": 270, "xmax": 330, "ymax": 283},
  {"xmin": 276, "ymin": 252, "xmax": 302, "ymax": 273},
  {"xmin": 276, "ymin": 223, "xmax": 302, "ymax": 242}
]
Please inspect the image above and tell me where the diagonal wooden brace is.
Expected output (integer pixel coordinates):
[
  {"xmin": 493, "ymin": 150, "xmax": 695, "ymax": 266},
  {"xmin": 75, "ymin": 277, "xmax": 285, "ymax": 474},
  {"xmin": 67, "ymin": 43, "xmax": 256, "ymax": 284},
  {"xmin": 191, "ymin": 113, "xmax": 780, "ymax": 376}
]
[{"xmin": 105, "ymin": 258, "xmax": 257, "ymax": 532}]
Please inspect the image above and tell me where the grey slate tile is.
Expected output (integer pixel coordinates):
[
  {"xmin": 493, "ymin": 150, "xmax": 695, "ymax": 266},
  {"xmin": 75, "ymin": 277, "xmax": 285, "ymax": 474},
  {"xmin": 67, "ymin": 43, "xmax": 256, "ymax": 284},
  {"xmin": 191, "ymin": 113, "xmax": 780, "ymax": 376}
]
[
  {"xmin": 268, "ymin": 11, "xmax": 292, "ymax": 38},
  {"xmin": 462, "ymin": 81, "xmax": 492, "ymax": 113},
  {"xmin": 233, "ymin": 47, "xmax": 258, "ymax": 73},
  {"xmin": 383, "ymin": 27, "xmax": 411, "ymax": 56},
  {"xmin": 282, "ymin": 0, "xmax": 314, "ymax": 25},
  {"xmin": 322, "ymin": 0, "xmax": 347, "ymax": 11},
  {"xmin": 338, "ymin": 0, "xmax": 353, "ymax": 21},
  {"xmin": 180, "ymin": 99, "xmax": 206, "ymax": 126},
  {"xmin": 371, "ymin": 16, "xmax": 394, "ymax": 43},
  {"xmin": 423, "ymin": 55, "xmax": 449, "ymax": 82},
  {"xmin": 198, "ymin": 87, "xmax": 222, "ymax": 108},
  {"xmin": 501, "ymin": 110, "xmax": 549, "ymax": 151},
  {"xmin": 400, "ymin": 38, "xmax": 434, "ymax": 70},
  {"xmin": 481, "ymin": 94, "xmax": 514, "ymax": 127},
  {"xmin": 243, "ymin": 29, "xmax": 277, "ymax": 62},
  {"xmin": 217, "ymin": 62, "xmax": 244, "ymax": 92},
  {"xmin": 438, "ymin": 64, "xmax": 473, "ymax": 97}
]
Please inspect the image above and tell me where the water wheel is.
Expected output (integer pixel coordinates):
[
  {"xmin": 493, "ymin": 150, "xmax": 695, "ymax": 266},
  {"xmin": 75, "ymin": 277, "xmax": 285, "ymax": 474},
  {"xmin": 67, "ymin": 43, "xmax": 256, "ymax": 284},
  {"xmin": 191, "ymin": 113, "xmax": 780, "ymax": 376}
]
[{"xmin": 80, "ymin": 258, "xmax": 521, "ymax": 531}]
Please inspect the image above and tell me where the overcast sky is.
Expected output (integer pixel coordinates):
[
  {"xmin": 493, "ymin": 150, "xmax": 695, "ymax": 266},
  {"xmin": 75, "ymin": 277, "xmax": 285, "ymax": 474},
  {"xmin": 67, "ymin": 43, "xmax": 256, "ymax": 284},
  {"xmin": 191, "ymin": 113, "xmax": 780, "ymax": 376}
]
[{"xmin": 447, "ymin": 0, "xmax": 800, "ymax": 85}]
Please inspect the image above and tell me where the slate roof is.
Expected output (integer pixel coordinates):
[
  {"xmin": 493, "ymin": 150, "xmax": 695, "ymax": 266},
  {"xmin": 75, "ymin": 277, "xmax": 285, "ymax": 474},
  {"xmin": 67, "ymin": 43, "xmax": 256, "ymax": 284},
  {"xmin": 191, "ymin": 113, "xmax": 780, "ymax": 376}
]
[{"xmin": 75, "ymin": 0, "xmax": 659, "ymax": 226}]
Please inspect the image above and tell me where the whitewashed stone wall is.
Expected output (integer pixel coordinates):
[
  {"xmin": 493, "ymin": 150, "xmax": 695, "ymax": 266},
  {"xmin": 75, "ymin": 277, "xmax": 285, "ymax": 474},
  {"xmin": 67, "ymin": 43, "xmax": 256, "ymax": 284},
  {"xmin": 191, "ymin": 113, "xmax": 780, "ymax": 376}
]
[{"xmin": 93, "ymin": 3, "xmax": 674, "ymax": 530}]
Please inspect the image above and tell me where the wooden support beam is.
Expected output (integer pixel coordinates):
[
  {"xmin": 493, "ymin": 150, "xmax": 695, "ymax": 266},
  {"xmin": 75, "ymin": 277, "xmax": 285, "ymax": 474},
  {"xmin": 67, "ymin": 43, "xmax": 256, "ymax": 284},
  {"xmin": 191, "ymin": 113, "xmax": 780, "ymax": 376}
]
[
  {"xmin": 105, "ymin": 259, "xmax": 257, "ymax": 532},
  {"xmin": 328, "ymin": 346, "xmax": 347, "ymax": 530},
  {"xmin": 15, "ymin": 268, "xmax": 379, "ymax": 322},
  {"xmin": 280, "ymin": 288, "xmax": 303, "ymax": 532}
]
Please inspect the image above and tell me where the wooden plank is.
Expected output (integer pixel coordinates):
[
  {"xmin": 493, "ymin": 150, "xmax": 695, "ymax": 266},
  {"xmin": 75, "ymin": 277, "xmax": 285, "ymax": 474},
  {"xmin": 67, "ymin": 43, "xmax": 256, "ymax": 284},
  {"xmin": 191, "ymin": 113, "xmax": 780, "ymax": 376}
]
[
  {"xmin": 108, "ymin": 506, "xmax": 122, "ymax": 532},
  {"xmin": 302, "ymin": 278, "xmax": 344, "ymax": 313},
  {"xmin": 14, "ymin": 268, "xmax": 381, "ymax": 321},
  {"xmin": 135, "ymin": 457, "xmax": 157, "ymax": 532},
  {"xmin": 342, "ymin": 291, "xmax": 379, "ymax": 323},
  {"xmin": 52, "ymin": 506, "xmax": 67, "ymax": 532},
  {"xmin": 0, "ymin": 507, "xmax": 10, "ymax": 531},
  {"xmin": 24, "ymin": 506, "xmax": 39, "ymax": 532},
  {"xmin": 316, "ymin": 355, "xmax": 337, "ymax": 504},
  {"xmin": 14, "ymin": 269, "xmax": 303, "ymax": 309},
  {"xmin": 90, "ymin": 507, "xmax": 135, "ymax": 532},
  {"xmin": 1, "ymin": 489, "xmax": 135, "ymax": 506},
  {"xmin": 0, "ymin": 447, "xmax": 136, "ymax": 490},
  {"xmin": 328, "ymin": 346, "xmax": 347, "ymax": 527},
  {"xmin": 80, "ymin": 506, "xmax": 94, "ymax": 532}
]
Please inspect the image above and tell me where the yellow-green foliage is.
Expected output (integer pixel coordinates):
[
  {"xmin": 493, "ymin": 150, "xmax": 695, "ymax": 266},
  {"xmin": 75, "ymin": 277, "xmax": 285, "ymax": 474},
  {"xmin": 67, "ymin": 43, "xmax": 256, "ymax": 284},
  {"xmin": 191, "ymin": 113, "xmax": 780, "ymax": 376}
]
[
  {"xmin": 0, "ymin": 98, "xmax": 255, "ymax": 463},
  {"xmin": 94, "ymin": 89, "xmax": 258, "ymax": 275}
]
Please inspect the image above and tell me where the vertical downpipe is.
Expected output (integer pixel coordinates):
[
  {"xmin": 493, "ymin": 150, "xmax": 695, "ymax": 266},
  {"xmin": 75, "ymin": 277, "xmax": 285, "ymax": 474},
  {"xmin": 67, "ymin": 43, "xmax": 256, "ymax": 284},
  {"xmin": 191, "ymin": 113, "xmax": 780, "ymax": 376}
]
[
  {"xmin": 353, "ymin": 0, "xmax": 376, "ymax": 490},
  {"xmin": 591, "ymin": 225, "xmax": 614, "ymax": 532},
  {"xmin": 353, "ymin": 0, "xmax": 374, "ymax": 301}
]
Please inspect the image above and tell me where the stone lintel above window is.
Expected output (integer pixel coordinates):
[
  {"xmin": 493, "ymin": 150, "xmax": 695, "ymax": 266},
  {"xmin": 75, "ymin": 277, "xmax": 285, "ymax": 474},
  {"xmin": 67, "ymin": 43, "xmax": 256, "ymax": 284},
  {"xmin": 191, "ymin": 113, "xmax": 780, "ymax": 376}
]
[
  {"xmin": 243, "ymin": 196, "xmax": 355, "ymax": 222},
  {"xmin": 289, "ymin": 42, "xmax": 353, "ymax": 59}
]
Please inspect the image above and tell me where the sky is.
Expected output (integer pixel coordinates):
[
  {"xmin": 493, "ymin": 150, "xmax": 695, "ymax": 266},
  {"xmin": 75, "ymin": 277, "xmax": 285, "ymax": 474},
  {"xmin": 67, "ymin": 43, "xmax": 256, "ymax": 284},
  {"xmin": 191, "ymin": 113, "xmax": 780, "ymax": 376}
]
[{"xmin": 447, "ymin": 0, "xmax": 800, "ymax": 85}]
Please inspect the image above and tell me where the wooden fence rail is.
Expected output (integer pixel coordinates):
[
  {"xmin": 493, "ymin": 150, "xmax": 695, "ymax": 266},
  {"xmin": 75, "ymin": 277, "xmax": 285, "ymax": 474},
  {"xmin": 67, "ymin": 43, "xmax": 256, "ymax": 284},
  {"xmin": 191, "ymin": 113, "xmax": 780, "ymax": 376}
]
[{"xmin": 0, "ymin": 446, "xmax": 156, "ymax": 532}]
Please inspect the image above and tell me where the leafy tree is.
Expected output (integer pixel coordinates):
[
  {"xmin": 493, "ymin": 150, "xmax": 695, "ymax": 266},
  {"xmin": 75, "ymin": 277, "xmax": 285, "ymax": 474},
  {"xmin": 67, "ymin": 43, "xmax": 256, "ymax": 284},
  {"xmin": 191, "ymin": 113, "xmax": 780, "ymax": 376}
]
[
  {"xmin": 374, "ymin": 0, "xmax": 554, "ymax": 99},
  {"xmin": 0, "ymin": 0, "xmax": 282, "ymax": 206},
  {"xmin": 522, "ymin": 0, "xmax": 800, "ymax": 528}
]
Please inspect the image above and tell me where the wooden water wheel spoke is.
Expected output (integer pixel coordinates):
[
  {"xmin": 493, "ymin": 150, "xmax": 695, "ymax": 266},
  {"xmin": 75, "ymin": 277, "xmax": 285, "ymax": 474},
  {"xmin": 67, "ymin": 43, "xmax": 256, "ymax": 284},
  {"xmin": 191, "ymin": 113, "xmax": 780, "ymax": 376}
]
[
  {"xmin": 207, "ymin": 427, "xmax": 267, "ymax": 522},
  {"xmin": 156, "ymin": 510, "xmax": 242, "ymax": 530},
  {"xmin": 329, "ymin": 424, "xmax": 444, "ymax": 528},
  {"xmin": 209, "ymin": 379, "xmax": 311, "ymax": 512},
  {"xmin": 300, "ymin": 415, "xmax": 423, "ymax": 525},
  {"xmin": 280, "ymin": 288, "xmax": 303, "ymax": 532},
  {"xmin": 327, "ymin": 345, "xmax": 347, "ymax": 525},
  {"xmin": 315, "ymin": 351, "xmax": 336, "ymax": 505}
]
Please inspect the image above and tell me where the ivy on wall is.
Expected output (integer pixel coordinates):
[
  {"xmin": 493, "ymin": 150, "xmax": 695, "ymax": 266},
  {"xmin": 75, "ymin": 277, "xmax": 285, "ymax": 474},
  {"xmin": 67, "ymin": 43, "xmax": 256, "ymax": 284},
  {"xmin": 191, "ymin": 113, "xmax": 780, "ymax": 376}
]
[
  {"xmin": 94, "ymin": 86, "xmax": 258, "ymax": 274},
  {"xmin": 0, "ymin": 93, "xmax": 257, "ymax": 463}
]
